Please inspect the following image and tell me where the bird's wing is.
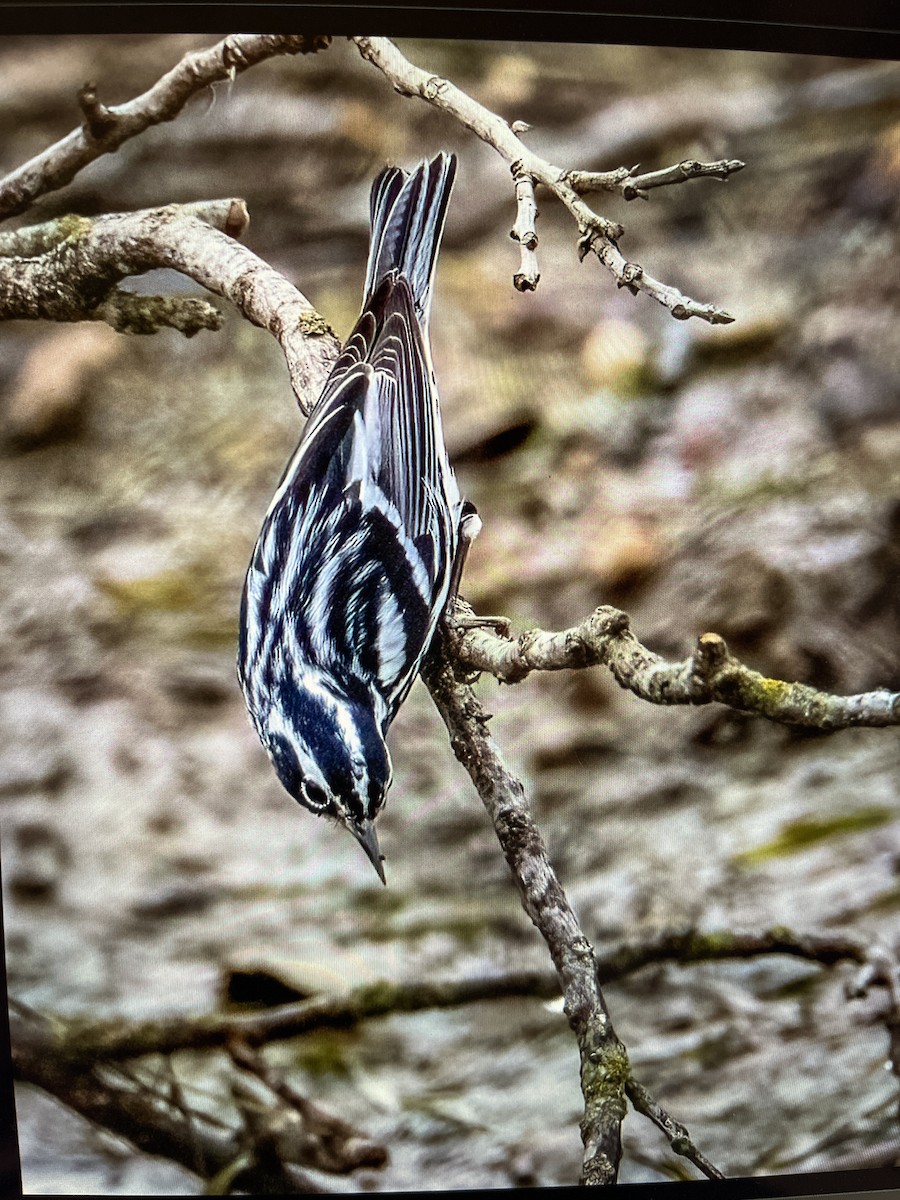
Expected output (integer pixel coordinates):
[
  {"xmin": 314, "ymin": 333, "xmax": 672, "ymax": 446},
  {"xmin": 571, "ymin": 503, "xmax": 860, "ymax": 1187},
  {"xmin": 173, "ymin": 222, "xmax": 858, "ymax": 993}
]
[
  {"xmin": 241, "ymin": 277, "xmax": 460, "ymax": 719},
  {"xmin": 267, "ymin": 275, "xmax": 459, "ymax": 590}
]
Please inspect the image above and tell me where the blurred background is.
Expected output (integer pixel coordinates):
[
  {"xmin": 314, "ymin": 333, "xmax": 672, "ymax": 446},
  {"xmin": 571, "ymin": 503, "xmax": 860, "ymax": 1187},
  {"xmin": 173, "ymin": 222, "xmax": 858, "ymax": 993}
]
[{"xmin": 1, "ymin": 34, "xmax": 899, "ymax": 1192}]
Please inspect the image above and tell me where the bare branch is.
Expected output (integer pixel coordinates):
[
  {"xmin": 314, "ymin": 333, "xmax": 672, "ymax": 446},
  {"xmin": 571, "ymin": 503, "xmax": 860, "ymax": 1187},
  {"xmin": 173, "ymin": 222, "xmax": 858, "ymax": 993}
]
[
  {"xmin": 10, "ymin": 1007, "xmax": 281, "ymax": 1193},
  {"xmin": 16, "ymin": 922, "xmax": 889, "ymax": 1184},
  {"xmin": 626, "ymin": 1078, "xmax": 725, "ymax": 1180},
  {"xmin": 598, "ymin": 925, "xmax": 870, "ymax": 980},
  {"xmin": 0, "ymin": 34, "xmax": 332, "ymax": 222},
  {"xmin": 845, "ymin": 942, "xmax": 900, "ymax": 1100},
  {"xmin": 13, "ymin": 1010, "xmax": 375, "ymax": 1191},
  {"xmin": 39, "ymin": 970, "xmax": 561, "ymax": 1065},
  {"xmin": 352, "ymin": 36, "xmax": 735, "ymax": 324},
  {"xmin": 13, "ymin": 924, "xmax": 874, "ymax": 1068},
  {"xmin": 0, "ymin": 198, "xmax": 248, "ymax": 258},
  {"xmin": 448, "ymin": 602, "xmax": 900, "ymax": 730},
  {"xmin": 568, "ymin": 158, "xmax": 745, "ymax": 202},
  {"xmin": 421, "ymin": 642, "xmax": 629, "ymax": 1187},
  {"xmin": 0, "ymin": 201, "xmax": 339, "ymax": 407}
]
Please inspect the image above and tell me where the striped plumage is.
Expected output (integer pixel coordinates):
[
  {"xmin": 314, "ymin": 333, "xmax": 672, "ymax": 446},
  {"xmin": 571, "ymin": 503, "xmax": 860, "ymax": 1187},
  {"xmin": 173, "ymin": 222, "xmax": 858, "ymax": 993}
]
[{"xmin": 238, "ymin": 153, "xmax": 463, "ymax": 882}]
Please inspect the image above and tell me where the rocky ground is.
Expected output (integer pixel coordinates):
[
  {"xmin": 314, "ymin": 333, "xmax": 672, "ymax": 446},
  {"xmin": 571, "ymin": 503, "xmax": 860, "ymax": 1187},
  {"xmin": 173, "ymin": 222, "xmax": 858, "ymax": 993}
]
[{"xmin": 1, "ymin": 33, "xmax": 899, "ymax": 1193}]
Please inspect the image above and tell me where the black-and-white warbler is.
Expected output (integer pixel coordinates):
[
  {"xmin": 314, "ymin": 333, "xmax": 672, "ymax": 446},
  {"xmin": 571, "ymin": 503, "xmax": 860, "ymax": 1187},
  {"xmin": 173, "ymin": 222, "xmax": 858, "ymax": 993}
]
[{"xmin": 238, "ymin": 152, "xmax": 477, "ymax": 883}]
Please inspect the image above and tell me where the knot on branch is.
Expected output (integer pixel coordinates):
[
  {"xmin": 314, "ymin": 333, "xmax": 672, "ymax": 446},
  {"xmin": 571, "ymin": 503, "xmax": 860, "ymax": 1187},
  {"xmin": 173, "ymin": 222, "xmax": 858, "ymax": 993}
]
[
  {"xmin": 590, "ymin": 606, "xmax": 631, "ymax": 638},
  {"xmin": 513, "ymin": 270, "xmax": 540, "ymax": 293},
  {"xmin": 223, "ymin": 199, "xmax": 250, "ymax": 239},
  {"xmin": 222, "ymin": 36, "xmax": 251, "ymax": 71},
  {"xmin": 509, "ymin": 227, "xmax": 538, "ymax": 250},
  {"xmin": 577, "ymin": 227, "xmax": 600, "ymax": 262},
  {"xmin": 691, "ymin": 632, "xmax": 729, "ymax": 681},
  {"xmin": 617, "ymin": 260, "xmax": 644, "ymax": 294},
  {"xmin": 78, "ymin": 82, "xmax": 118, "ymax": 140},
  {"xmin": 422, "ymin": 74, "xmax": 448, "ymax": 101}
]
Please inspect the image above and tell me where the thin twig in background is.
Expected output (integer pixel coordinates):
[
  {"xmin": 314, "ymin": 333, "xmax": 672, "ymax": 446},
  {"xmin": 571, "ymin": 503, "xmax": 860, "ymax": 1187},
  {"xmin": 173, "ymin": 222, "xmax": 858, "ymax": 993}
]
[
  {"xmin": 227, "ymin": 1038, "xmax": 388, "ymax": 1175},
  {"xmin": 14, "ymin": 920, "xmax": 900, "ymax": 1184},
  {"xmin": 11, "ymin": 924, "xmax": 877, "ymax": 1066}
]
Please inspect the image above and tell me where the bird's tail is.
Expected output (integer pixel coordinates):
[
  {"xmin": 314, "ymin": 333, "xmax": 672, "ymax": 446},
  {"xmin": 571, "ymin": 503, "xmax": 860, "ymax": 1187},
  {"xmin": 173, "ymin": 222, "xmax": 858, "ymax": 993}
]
[{"xmin": 363, "ymin": 151, "xmax": 457, "ymax": 330}]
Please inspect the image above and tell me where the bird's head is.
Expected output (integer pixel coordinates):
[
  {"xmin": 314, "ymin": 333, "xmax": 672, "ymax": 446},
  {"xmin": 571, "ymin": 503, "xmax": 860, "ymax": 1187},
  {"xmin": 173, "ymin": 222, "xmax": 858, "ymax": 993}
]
[{"xmin": 263, "ymin": 672, "xmax": 392, "ymax": 883}]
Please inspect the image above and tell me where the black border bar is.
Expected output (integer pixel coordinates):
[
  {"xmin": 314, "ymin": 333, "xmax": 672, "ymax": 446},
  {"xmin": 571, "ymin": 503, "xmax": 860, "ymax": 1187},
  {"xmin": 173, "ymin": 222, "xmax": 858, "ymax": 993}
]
[{"xmin": 0, "ymin": 4, "xmax": 896, "ymax": 57}]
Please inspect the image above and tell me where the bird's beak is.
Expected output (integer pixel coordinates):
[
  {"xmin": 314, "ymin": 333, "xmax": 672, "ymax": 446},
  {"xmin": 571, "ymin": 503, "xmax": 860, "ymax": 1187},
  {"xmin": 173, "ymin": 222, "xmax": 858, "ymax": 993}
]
[{"xmin": 353, "ymin": 819, "xmax": 386, "ymax": 885}]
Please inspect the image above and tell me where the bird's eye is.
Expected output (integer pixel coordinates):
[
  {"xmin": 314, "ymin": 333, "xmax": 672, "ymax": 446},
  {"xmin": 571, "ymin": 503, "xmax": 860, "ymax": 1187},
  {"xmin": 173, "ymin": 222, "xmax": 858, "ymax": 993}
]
[{"xmin": 300, "ymin": 780, "xmax": 329, "ymax": 811}]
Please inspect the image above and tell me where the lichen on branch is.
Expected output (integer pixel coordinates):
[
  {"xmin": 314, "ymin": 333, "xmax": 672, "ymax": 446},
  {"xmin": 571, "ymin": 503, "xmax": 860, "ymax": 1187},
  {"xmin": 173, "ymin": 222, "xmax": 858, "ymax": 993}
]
[
  {"xmin": 0, "ymin": 200, "xmax": 339, "ymax": 403},
  {"xmin": 447, "ymin": 602, "xmax": 900, "ymax": 730}
]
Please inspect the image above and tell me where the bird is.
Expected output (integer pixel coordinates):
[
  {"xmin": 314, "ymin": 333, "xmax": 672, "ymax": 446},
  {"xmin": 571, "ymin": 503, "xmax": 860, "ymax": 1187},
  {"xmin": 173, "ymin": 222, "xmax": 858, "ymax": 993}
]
[{"xmin": 237, "ymin": 152, "xmax": 477, "ymax": 884}]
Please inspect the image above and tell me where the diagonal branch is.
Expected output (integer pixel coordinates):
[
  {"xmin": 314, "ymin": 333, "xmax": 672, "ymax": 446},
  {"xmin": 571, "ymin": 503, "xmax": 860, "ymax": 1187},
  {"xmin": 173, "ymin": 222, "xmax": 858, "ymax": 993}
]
[
  {"xmin": 0, "ymin": 34, "xmax": 332, "ymax": 222},
  {"xmin": 12, "ymin": 1007, "xmax": 378, "ymax": 1192},
  {"xmin": 37, "ymin": 972, "xmax": 561, "ymax": 1066},
  {"xmin": 226, "ymin": 1038, "xmax": 388, "ymax": 1175},
  {"xmin": 448, "ymin": 602, "xmax": 900, "ymax": 730},
  {"xmin": 421, "ymin": 639, "xmax": 629, "ymax": 1186},
  {"xmin": 626, "ymin": 1078, "xmax": 724, "ymax": 1180},
  {"xmin": 352, "ymin": 36, "xmax": 737, "ymax": 324}
]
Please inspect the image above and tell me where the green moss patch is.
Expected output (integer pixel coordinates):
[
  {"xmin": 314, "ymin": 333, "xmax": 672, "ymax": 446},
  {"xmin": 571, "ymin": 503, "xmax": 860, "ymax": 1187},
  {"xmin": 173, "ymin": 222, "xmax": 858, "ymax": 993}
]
[{"xmin": 735, "ymin": 806, "xmax": 894, "ymax": 866}]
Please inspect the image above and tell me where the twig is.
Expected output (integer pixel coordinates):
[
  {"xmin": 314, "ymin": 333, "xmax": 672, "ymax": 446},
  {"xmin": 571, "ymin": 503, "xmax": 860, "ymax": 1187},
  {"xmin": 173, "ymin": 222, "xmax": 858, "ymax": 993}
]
[
  {"xmin": 352, "ymin": 36, "xmax": 736, "ymax": 324},
  {"xmin": 159, "ymin": 1057, "xmax": 207, "ymax": 1177},
  {"xmin": 568, "ymin": 158, "xmax": 745, "ymax": 202},
  {"xmin": 626, "ymin": 1077, "xmax": 724, "ymax": 1180},
  {"xmin": 421, "ymin": 642, "xmax": 628, "ymax": 1186},
  {"xmin": 846, "ymin": 943, "xmax": 900, "ymax": 1109},
  {"xmin": 510, "ymin": 164, "xmax": 540, "ymax": 291},
  {"xmin": 558, "ymin": 61, "xmax": 900, "ymax": 180},
  {"xmin": 15, "ymin": 924, "xmax": 890, "ymax": 1184},
  {"xmin": 98, "ymin": 1059, "xmax": 234, "ymax": 1133},
  {"xmin": 10, "ymin": 1012, "xmax": 255, "ymax": 1191},
  {"xmin": 227, "ymin": 1039, "xmax": 388, "ymax": 1174},
  {"xmin": 77, "ymin": 81, "xmax": 118, "ymax": 140},
  {"xmin": 597, "ymin": 926, "xmax": 869, "ymax": 981},
  {"xmin": 0, "ymin": 34, "xmax": 332, "ymax": 222},
  {"xmin": 447, "ymin": 602, "xmax": 900, "ymax": 730},
  {"xmin": 0, "ymin": 201, "xmax": 339, "ymax": 407},
  {"xmin": 11, "ymin": 1013, "xmax": 377, "ymax": 1191}
]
